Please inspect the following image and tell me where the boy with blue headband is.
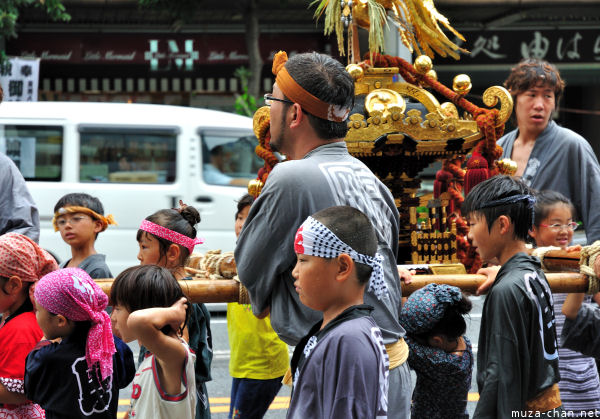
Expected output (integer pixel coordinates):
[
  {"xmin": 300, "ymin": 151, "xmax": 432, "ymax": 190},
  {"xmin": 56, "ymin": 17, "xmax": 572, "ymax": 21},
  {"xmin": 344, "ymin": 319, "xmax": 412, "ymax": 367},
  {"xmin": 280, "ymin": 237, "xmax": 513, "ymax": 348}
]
[
  {"xmin": 462, "ymin": 175, "xmax": 562, "ymax": 417},
  {"xmin": 287, "ymin": 206, "xmax": 389, "ymax": 418}
]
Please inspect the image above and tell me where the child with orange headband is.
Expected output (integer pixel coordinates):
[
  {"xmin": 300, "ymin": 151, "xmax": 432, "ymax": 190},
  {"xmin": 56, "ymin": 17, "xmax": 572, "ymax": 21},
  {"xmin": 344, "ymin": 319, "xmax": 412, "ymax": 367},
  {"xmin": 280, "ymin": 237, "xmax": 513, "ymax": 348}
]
[
  {"xmin": 53, "ymin": 193, "xmax": 117, "ymax": 279},
  {"xmin": 0, "ymin": 233, "xmax": 57, "ymax": 418},
  {"xmin": 136, "ymin": 203, "xmax": 212, "ymax": 419}
]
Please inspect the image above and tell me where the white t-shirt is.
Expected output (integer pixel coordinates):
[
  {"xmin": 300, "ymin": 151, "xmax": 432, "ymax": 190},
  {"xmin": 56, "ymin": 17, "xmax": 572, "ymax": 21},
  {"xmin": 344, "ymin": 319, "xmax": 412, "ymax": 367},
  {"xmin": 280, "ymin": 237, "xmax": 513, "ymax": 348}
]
[{"xmin": 129, "ymin": 339, "xmax": 196, "ymax": 419}]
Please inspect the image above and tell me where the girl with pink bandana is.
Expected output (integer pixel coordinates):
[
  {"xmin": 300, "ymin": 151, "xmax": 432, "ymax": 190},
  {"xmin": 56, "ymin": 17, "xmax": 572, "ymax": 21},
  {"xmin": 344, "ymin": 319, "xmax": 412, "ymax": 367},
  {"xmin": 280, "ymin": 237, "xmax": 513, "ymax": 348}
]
[
  {"xmin": 24, "ymin": 268, "xmax": 135, "ymax": 418},
  {"xmin": 136, "ymin": 203, "xmax": 212, "ymax": 419},
  {"xmin": 0, "ymin": 232, "xmax": 57, "ymax": 419}
]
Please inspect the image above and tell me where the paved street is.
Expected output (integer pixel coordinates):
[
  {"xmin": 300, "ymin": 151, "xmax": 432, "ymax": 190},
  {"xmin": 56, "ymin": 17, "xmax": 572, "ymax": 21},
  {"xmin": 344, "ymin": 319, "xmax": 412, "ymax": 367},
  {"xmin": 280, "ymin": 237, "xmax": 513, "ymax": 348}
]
[{"xmin": 118, "ymin": 295, "xmax": 485, "ymax": 418}]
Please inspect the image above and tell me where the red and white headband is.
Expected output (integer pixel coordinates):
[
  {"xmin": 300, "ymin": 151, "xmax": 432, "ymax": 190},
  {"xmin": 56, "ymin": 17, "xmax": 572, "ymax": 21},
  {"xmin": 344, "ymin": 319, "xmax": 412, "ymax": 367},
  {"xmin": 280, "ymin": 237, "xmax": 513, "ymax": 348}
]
[
  {"xmin": 294, "ymin": 216, "xmax": 387, "ymax": 299},
  {"xmin": 139, "ymin": 220, "xmax": 204, "ymax": 253}
]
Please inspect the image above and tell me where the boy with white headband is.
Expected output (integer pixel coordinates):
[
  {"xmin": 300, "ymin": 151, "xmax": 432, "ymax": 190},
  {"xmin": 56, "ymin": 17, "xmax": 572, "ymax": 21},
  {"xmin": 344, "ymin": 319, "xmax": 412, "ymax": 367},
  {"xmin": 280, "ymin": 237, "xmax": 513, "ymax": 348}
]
[
  {"xmin": 53, "ymin": 193, "xmax": 117, "ymax": 279},
  {"xmin": 287, "ymin": 206, "xmax": 389, "ymax": 418}
]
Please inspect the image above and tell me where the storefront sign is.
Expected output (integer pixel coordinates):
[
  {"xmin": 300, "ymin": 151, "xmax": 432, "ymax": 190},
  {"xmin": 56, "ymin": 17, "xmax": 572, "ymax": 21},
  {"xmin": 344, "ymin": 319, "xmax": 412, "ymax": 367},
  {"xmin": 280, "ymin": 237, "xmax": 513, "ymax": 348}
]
[
  {"xmin": 7, "ymin": 33, "xmax": 330, "ymax": 71},
  {"xmin": 0, "ymin": 57, "xmax": 40, "ymax": 101},
  {"xmin": 438, "ymin": 28, "xmax": 600, "ymax": 65}
]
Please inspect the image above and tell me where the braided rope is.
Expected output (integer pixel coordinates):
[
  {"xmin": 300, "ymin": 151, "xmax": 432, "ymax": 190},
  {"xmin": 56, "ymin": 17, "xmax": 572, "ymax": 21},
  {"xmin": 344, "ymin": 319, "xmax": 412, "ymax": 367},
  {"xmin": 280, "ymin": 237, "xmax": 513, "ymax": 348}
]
[
  {"xmin": 238, "ymin": 283, "xmax": 251, "ymax": 305},
  {"xmin": 195, "ymin": 250, "xmax": 237, "ymax": 280},
  {"xmin": 580, "ymin": 241, "xmax": 600, "ymax": 294},
  {"xmin": 254, "ymin": 118, "xmax": 279, "ymax": 185},
  {"xmin": 442, "ymin": 157, "xmax": 465, "ymax": 209},
  {"xmin": 531, "ymin": 246, "xmax": 561, "ymax": 272}
]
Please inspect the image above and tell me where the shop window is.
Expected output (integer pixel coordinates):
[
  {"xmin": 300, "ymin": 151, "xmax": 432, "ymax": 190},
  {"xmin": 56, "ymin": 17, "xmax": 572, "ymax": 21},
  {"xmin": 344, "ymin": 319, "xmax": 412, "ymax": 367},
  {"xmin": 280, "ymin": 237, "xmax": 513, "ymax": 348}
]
[
  {"xmin": 79, "ymin": 128, "xmax": 177, "ymax": 183},
  {"xmin": 0, "ymin": 125, "xmax": 63, "ymax": 181},
  {"xmin": 201, "ymin": 132, "xmax": 263, "ymax": 186}
]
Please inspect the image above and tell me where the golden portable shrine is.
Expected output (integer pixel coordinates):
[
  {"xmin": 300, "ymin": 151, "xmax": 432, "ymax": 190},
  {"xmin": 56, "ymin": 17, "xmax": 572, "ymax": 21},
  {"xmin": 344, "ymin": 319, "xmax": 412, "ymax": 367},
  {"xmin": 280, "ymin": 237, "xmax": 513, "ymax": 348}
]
[
  {"xmin": 92, "ymin": 0, "xmax": 600, "ymax": 300},
  {"xmin": 239, "ymin": 0, "xmax": 600, "ymax": 298},
  {"xmin": 249, "ymin": 0, "xmax": 518, "ymax": 275}
]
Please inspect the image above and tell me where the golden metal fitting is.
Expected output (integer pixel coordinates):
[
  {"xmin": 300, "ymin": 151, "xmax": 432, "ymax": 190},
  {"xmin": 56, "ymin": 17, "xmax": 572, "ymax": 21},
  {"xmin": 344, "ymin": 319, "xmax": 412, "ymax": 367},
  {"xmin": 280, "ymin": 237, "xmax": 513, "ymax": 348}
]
[
  {"xmin": 440, "ymin": 102, "xmax": 459, "ymax": 118},
  {"xmin": 346, "ymin": 64, "xmax": 364, "ymax": 82},
  {"xmin": 364, "ymin": 88, "xmax": 406, "ymax": 117},
  {"xmin": 414, "ymin": 55, "xmax": 433, "ymax": 74},
  {"xmin": 453, "ymin": 74, "xmax": 472, "ymax": 95},
  {"xmin": 247, "ymin": 179, "xmax": 264, "ymax": 197}
]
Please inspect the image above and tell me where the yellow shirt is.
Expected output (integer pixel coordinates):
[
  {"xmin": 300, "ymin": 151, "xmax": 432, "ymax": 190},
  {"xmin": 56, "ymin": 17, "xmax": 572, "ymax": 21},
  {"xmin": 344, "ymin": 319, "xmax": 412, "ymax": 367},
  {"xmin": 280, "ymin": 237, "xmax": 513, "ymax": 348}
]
[{"xmin": 227, "ymin": 303, "xmax": 289, "ymax": 379}]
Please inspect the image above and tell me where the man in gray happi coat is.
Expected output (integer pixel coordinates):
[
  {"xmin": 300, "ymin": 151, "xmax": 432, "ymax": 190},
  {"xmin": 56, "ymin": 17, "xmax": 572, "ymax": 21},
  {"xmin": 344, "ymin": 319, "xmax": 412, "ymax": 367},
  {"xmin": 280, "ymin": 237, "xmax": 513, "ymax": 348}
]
[
  {"xmin": 0, "ymin": 152, "xmax": 39, "ymax": 242},
  {"xmin": 498, "ymin": 58, "xmax": 600, "ymax": 243},
  {"xmin": 234, "ymin": 51, "xmax": 412, "ymax": 417}
]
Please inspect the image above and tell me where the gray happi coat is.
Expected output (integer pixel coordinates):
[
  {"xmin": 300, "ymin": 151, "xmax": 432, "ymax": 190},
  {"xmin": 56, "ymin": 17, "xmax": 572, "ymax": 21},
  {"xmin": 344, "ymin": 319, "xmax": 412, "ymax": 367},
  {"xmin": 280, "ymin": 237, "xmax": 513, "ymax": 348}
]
[
  {"xmin": 234, "ymin": 142, "xmax": 405, "ymax": 346},
  {"xmin": 498, "ymin": 120, "xmax": 600, "ymax": 243},
  {"xmin": 0, "ymin": 153, "xmax": 39, "ymax": 242}
]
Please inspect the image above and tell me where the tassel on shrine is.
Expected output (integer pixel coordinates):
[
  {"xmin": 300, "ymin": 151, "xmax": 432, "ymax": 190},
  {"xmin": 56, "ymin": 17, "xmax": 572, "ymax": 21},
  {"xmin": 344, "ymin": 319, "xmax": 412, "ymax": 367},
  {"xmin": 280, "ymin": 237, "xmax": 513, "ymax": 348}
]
[{"xmin": 464, "ymin": 152, "xmax": 489, "ymax": 197}]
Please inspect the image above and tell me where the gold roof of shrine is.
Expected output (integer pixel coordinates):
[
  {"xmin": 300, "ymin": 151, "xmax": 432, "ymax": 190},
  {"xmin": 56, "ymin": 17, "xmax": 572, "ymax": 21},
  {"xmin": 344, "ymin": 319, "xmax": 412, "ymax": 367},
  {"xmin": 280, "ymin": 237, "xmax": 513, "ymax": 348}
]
[{"xmin": 344, "ymin": 66, "xmax": 513, "ymax": 157}]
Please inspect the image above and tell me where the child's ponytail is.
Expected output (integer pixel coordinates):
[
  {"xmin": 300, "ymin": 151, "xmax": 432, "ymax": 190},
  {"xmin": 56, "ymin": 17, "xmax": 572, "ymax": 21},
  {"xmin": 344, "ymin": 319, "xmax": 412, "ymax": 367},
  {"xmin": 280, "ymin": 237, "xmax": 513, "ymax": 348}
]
[
  {"xmin": 453, "ymin": 294, "xmax": 472, "ymax": 316},
  {"xmin": 177, "ymin": 204, "xmax": 201, "ymax": 236},
  {"xmin": 430, "ymin": 294, "xmax": 472, "ymax": 340}
]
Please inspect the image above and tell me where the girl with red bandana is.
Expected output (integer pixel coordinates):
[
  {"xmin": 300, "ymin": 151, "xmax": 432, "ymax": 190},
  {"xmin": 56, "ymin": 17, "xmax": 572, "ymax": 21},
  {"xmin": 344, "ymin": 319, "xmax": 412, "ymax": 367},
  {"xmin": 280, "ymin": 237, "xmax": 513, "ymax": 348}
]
[{"xmin": 0, "ymin": 233, "xmax": 57, "ymax": 418}]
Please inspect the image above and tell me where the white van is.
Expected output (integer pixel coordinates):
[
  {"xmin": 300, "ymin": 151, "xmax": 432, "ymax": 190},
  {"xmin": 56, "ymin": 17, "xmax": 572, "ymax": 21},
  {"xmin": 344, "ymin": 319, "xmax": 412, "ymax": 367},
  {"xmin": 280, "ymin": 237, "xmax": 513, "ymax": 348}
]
[{"xmin": 0, "ymin": 102, "xmax": 261, "ymax": 276}]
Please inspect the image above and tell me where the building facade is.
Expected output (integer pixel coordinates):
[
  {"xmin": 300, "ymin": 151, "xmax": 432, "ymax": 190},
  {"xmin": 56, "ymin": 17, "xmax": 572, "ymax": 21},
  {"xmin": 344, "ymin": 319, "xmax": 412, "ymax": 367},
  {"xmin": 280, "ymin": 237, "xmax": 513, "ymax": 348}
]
[{"xmin": 6, "ymin": 0, "xmax": 600, "ymax": 153}]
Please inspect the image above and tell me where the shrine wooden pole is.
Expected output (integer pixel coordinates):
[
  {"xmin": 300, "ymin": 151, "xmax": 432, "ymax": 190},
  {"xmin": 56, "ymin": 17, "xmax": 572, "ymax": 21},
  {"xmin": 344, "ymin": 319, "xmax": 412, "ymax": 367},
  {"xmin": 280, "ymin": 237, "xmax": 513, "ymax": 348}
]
[
  {"xmin": 93, "ymin": 248, "xmax": 588, "ymax": 302},
  {"xmin": 536, "ymin": 249, "xmax": 581, "ymax": 273},
  {"xmin": 400, "ymin": 272, "xmax": 587, "ymax": 296},
  {"xmin": 95, "ymin": 278, "xmax": 241, "ymax": 304},
  {"xmin": 95, "ymin": 272, "xmax": 588, "ymax": 304}
]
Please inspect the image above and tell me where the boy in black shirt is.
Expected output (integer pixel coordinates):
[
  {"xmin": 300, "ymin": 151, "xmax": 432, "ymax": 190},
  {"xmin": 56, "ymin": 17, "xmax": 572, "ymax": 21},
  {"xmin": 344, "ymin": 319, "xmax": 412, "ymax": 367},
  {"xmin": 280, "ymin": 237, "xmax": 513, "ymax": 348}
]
[{"xmin": 463, "ymin": 175, "xmax": 562, "ymax": 417}]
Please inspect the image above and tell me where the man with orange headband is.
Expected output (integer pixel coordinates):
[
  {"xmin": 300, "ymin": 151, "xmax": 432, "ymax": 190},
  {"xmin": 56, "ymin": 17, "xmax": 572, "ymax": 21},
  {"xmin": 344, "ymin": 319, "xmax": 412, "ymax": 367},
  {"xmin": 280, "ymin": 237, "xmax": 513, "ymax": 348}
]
[{"xmin": 235, "ymin": 51, "xmax": 411, "ymax": 417}]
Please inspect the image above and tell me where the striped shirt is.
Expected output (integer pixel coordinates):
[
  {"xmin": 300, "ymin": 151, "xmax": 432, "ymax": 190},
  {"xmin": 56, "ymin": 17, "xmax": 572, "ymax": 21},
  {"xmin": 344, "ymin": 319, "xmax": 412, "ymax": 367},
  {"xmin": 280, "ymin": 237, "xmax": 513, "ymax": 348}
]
[{"xmin": 554, "ymin": 293, "xmax": 600, "ymax": 416}]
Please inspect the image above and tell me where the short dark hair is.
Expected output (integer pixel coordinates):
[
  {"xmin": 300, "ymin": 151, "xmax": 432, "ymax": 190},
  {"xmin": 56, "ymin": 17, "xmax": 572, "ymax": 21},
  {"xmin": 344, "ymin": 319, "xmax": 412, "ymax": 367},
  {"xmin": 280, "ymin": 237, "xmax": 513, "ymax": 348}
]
[
  {"xmin": 311, "ymin": 205, "xmax": 377, "ymax": 285},
  {"xmin": 210, "ymin": 145, "xmax": 224, "ymax": 158},
  {"xmin": 54, "ymin": 193, "xmax": 105, "ymax": 215},
  {"xmin": 235, "ymin": 194, "xmax": 254, "ymax": 219},
  {"xmin": 284, "ymin": 52, "xmax": 354, "ymax": 140},
  {"xmin": 111, "ymin": 264, "xmax": 190, "ymax": 332},
  {"xmin": 414, "ymin": 292, "xmax": 472, "ymax": 341},
  {"xmin": 136, "ymin": 206, "xmax": 201, "ymax": 266},
  {"xmin": 462, "ymin": 175, "xmax": 534, "ymax": 241},
  {"xmin": 54, "ymin": 193, "xmax": 106, "ymax": 239},
  {"xmin": 533, "ymin": 190, "xmax": 576, "ymax": 227},
  {"xmin": 504, "ymin": 59, "xmax": 565, "ymax": 105}
]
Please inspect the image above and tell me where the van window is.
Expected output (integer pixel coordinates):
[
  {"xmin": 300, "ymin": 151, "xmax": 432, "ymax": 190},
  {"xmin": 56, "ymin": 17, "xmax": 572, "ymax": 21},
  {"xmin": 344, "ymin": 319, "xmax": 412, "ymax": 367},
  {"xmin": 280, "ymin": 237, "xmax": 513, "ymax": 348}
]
[
  {"xmin": 201, "ymin": 132, "xmax": 262, "ymax": 186},
  {"xmin": 0, "ymin": 125, "xmax": 63, "ymax": 181},
  {"xmin": 79, "ymin": 128, "xmax": 177, "ymax": 183}
]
